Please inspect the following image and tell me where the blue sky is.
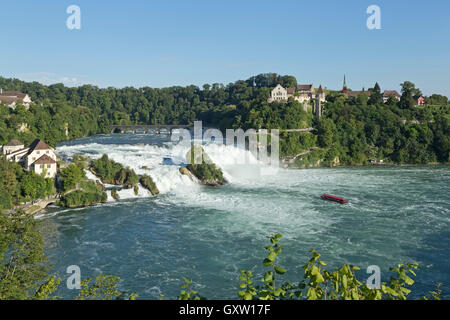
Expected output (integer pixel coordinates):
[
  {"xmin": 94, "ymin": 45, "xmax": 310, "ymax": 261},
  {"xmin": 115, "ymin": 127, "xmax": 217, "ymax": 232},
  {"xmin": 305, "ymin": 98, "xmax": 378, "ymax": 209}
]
[{"xmin": 1, "ymin": 0, "xmax": 449, "ymax": 96}]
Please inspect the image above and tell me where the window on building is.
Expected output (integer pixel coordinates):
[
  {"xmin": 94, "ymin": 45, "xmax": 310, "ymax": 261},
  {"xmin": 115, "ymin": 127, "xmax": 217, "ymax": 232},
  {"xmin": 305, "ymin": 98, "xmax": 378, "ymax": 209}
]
[
  {"xmin": 40, "ymin": 164, "xmax": 44, "ymax": 169},
  {"xmin": 47, "ymin": 164, "xmax": 51, "ymax": 168}
]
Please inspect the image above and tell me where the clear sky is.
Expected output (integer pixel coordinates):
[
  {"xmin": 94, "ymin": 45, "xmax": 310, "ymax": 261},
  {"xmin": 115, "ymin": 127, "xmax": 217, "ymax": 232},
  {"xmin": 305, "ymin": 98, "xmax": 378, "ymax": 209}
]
[{"xmin": 1, "ymin": 0, "xmax": 449, "ymax": 96}]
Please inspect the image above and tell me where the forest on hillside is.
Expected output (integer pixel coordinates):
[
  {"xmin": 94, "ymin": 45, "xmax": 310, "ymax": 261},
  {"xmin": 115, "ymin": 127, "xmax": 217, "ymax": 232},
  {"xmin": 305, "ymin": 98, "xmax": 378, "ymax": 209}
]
[{"xmin": 0, "ymin": 74, "xmax": 449, "ymax": 165}]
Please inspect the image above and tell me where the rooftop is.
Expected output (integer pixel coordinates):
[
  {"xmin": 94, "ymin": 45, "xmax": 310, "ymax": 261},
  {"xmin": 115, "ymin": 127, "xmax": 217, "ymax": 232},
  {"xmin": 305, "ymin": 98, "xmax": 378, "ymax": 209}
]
[
  {"xmin": 5, "ymin": 139, "xmax": 24, "ymax": 147},
  {"xmin": 28, "ymin": 139, "xmax": 53, "ymax": 151},
  {"xmin": 0, "ymin": 91, "xmax": 27, "ymax": 98},
  {"xmin": 33, "ymin": 154, "xmax": 56, "ymax": 165}
]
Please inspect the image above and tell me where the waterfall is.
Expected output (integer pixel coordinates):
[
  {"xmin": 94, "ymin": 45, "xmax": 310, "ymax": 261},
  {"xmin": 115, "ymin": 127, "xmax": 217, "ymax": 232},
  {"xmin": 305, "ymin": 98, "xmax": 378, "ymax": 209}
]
[{"xmin": 56, "ymin": 138, "xmax": 273, "ymax": 199}]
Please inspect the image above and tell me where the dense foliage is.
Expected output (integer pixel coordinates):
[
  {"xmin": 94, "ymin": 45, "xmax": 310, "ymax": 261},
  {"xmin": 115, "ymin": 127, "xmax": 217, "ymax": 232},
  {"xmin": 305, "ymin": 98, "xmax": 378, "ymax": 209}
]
[
  {"xmin": 59, "ymin": 163, "xmax": 86, "ymax": 193},
  {"xmin": 186, "ymin": 163, "xmax": 225, "ymax": 186},
  {"xmin": 284, "ymin": 82, "xmax": 449, "ymax": 166},
  {"xmin": 0, "ymin": 73, "xmax": 314, "ymax": 148},
  {"xmin": 0, "ymin": 211, "xmax": 52, "ymax": 299},
  {"xmin": 0, "ymin": 156, "xmax": 55, "ymax": 209},
  {"xmin": 58, "ymin": 180, "xmax": 107, "ymax": 208},
  {"xmin": 1, "ymin": 75, "xmax": 448, "ymax": 167},
  {"xmin": 91, "ymin": 154, "xmax": 138, "ymax": 187}
]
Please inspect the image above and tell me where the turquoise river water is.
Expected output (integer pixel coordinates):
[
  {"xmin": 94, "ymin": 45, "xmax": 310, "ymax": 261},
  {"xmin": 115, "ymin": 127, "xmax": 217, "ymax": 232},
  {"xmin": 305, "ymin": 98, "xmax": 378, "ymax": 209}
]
[{"xmin": 39, "ymin": 133, "xmax": 450, "ymax": 299}]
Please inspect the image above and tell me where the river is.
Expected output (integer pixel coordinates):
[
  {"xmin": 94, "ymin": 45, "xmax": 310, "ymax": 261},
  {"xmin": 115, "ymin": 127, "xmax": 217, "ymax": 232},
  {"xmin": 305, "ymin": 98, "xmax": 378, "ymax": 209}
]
[{"xmin": 38, "ymin": 133, "xmax": 450, "ymax": 299}]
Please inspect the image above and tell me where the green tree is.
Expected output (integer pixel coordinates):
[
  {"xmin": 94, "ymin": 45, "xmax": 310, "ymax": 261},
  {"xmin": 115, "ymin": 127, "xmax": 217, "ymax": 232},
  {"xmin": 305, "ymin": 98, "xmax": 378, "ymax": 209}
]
[
  {"xmin": 0, "ymin": 211, "xmax": 54, "ymax": 299},
  {"xmin": 317, "ymin": 118, "xmax": 335, "ymax": 148},
  {"xmin": 368, "ymin": 82, "xmax": 382, "ymax": 105},
  {"xmin": 60, "ymin": 164, "xmax": 85, "ymax": 192},
  {"xmin": 399, "ymin": 81, "xmax": 420, "ymax": 109}
]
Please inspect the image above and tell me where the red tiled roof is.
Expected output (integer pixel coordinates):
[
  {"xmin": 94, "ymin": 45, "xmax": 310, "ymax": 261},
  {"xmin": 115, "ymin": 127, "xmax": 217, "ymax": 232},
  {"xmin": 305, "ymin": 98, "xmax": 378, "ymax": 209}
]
[
  {"xmin": 0, "ymin": 91, "xmax": 27, "ymax": 99},
  {"xmin": 0, "ymin": 96, "xmax": 20, "ymax": 105},
  {"xmin": 383, "ymin": 90, "xmax": 400, "ymax": 97},
  {"xmin": 33, "ymin": 154, "xmax": 56, "ymax": 165},
  {"xmin": 28, "ymin": 139, "xmax": 52, "ymax": 151},
  {"xmin": 297, "ymin": 84, "xmax": 314, "ymax": 91},
  {"xmin": 5, "ymin": 139, "xmax": 24, "ymax": 146},
  {"xmin": 345, "ymin": 90, "xmax": 372, "ymax": 97},
  {"xmin": 286, "ymin": 88, "xmax": 296, "ymax": 94}
]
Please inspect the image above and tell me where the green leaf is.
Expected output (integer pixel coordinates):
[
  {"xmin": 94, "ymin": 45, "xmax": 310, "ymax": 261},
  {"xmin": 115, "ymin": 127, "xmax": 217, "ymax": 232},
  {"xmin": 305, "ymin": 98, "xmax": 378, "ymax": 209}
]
[
  {"xmin": 342, "ymin": 275, "xmax": 348, "ymax": 289},
  {"xmin": 311, "ymin": 265, "xmax": 320, "ymax": 276},
  {"xmin": 315, "ymin": 273, "xmax": 325, "ymax": 283},
  {"xmin": 274, "ymin": 266, "xmax": 286, "ymax": 275},
  {"xmin": 263, "ymin": 258, "xmax": 274, "ymax": 267},
  {"xmin": 267, "ymin": 251, "xmax": 277, "ymax": 262},
  {"xmin": 244, "ymin": 293, "xmax": 253, "ymax": 300},
  {"xmin": 263, "ymin": 272, "xmax": 273, "ymax": 282}
]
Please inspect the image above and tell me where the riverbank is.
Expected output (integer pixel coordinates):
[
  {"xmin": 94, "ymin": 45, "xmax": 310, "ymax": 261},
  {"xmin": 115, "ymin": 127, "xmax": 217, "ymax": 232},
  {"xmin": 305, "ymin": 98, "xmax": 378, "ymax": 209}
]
[
  {"xmin": 284, "ymin": 161, "xmax": 450, "ymax": 170},
  {"xmin": 281, "ymin": 148, "xmax": 449, "ymax": 169}
]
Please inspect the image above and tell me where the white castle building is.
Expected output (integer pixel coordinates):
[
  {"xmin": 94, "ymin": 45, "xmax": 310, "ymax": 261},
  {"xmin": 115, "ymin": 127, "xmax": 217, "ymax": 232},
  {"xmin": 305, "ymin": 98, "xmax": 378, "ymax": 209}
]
[{"xmin": 268, "ymin": 84, "xmax": 326, "ymax": 104}]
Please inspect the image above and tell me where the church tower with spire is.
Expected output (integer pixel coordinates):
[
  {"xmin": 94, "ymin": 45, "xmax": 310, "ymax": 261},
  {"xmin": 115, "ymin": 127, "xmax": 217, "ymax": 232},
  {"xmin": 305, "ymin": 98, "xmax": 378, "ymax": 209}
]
[{"xmin": 342, "ymin": 75, "xmax": 348, "ymax": 94}]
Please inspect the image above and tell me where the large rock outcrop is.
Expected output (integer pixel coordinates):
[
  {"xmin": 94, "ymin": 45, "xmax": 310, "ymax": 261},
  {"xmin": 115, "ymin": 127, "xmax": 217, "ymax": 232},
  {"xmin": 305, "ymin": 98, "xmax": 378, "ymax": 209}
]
[
  {"xmin": 182, "ymin": 145, "xmax": 226, "ymax": 186},
  {"xmin": 139, "ymin": 174, "xmax": 160, "ymax": 195}
]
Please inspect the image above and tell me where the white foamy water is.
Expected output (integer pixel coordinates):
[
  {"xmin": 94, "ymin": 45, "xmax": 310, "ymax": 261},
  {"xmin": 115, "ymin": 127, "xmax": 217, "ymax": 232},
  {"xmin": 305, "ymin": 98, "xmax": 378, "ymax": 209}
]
[{"xmin": 56, "ymin": 138, "xmax": 273, "ymax": 199}]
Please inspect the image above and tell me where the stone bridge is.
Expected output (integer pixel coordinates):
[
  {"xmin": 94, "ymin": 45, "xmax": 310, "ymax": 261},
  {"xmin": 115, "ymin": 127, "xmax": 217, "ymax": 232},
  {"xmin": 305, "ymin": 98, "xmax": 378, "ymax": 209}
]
[
  {"xmin": 109, "ymin": 124, "xmax": 193, "ymax": 134},
  {"xmin": 109, "ymin": 125, "xmax": 317, "ymax": 135}
]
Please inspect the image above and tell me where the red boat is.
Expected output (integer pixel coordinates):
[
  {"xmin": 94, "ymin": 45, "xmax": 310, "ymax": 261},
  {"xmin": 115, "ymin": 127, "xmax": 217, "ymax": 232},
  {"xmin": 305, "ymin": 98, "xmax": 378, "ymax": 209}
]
[{"xmin": 321, "ymin": 194, "xmax": 348, "ymax": 204}]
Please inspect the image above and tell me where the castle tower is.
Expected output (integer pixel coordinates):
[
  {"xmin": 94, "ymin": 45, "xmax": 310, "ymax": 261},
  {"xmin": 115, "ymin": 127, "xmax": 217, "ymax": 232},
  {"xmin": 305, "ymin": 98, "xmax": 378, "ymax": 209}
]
[{"xmin": 315, "ymin": 85, "xmax": 324, "ymax": 120}]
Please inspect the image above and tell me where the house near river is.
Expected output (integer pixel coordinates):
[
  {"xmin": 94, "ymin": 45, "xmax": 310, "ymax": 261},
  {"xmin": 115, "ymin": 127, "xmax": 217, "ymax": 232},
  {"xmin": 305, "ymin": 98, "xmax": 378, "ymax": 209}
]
[{"xmin": 1, "ymin": 139, "xmax": 58, "ymax": 178}]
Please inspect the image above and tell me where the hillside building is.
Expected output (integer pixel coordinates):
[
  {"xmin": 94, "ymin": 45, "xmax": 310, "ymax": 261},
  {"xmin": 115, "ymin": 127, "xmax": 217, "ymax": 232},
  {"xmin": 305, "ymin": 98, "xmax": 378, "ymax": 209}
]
[
  {"xmin": 268, "ymin": 83, "xmax": 326, "ymax": 104},
  {"xmin": 0, "ymin": 89, "xmax": 32, "ymax": 108},
  {"xmin": 2, "ymin": 138, "xmax": 58, "ymax": 178}
]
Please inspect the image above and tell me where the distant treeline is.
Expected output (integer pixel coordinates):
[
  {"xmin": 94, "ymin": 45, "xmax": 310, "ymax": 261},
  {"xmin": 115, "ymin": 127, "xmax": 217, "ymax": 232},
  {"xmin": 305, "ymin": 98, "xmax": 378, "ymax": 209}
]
[{"xmin": 0, "ymin": 74, "xmax": 449, "ymax": 164}]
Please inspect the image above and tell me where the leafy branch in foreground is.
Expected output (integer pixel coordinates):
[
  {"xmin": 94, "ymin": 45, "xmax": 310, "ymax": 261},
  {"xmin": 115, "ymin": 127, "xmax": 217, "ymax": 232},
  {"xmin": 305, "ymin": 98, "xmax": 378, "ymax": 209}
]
[
  {"xmin": 75, "ymin": 274, "xmax": 137, "ymax": 300},
  {"xmin": 177, "ymin": 277, "xmax": 205, "ymax": 300},
  {"xmin": 176, "ymin": 233, "xmax": 444, "ymax": 300}
]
